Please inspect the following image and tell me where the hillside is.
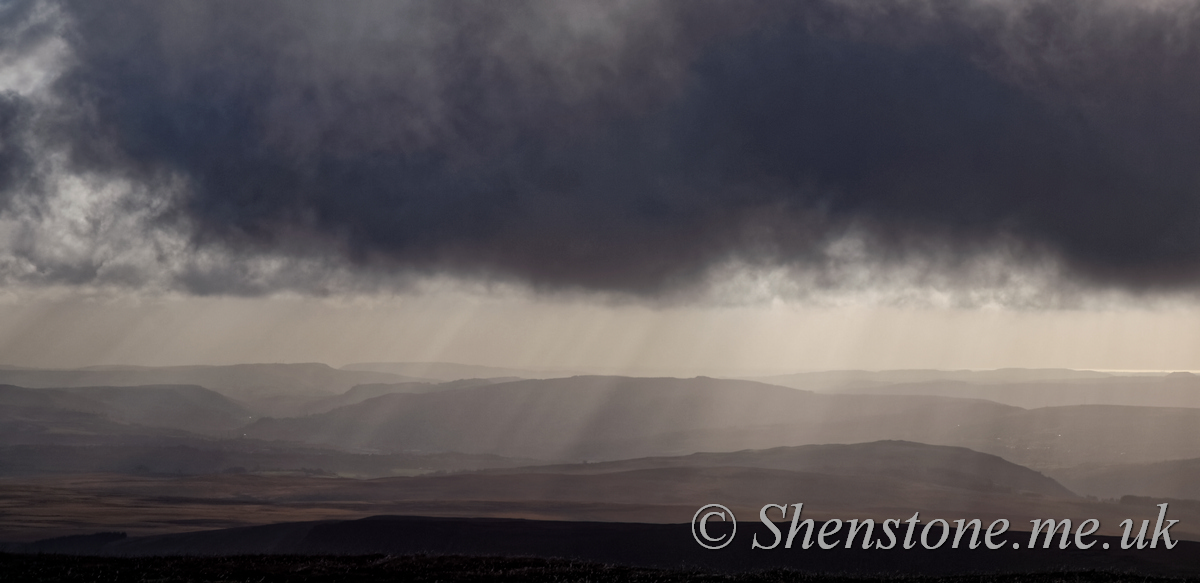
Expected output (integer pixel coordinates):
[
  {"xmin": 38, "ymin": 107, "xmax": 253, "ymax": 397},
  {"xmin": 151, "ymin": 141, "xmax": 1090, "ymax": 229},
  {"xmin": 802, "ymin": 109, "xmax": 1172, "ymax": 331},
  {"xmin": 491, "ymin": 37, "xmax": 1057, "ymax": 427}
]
[
  {"xmin": 0, "ymin": 364, "xmax": 418, "ymax": 400},
  {"xmin": 0, "ymin": 439, "xmax": 1099, "ymax": 543},
  {"xmin": 0, "ymin": 443, "xmax": 537, "ymax": 478},
  {"xmin": 343, "ymin": 361, "xmax": 570, "ymax": 381},
  {"xmin": 751, "ymin": 368, "xmax": 1116, "ymax": 392},
  {"xmin": 825, "ymin": 373, "xmax": 1200, "ymax": 409},
  {"xmin": 244, "ymin": 376, "xmax": 1018, "ymax": 460},
  {"xmin": 0, "ymin": 384, "xmax": 252, "ymax": 436},
  {"xmin": 483, "ymin": 441, "xmax": 1073, "ymax": 497},
  {"xmin": 244, "ymin": 376, "xmax": 1200, "ymax": 468},
  {"xmin": 1049, "ymin": 457, "xmax": 1200, "ymax": 500},
  {"xmin": 300, "ymin": 378, "xmax": 519, "ymax": 414},
  {"xmin": 0, "ymin": 385, "xmax": 196, "ymax": 445}
]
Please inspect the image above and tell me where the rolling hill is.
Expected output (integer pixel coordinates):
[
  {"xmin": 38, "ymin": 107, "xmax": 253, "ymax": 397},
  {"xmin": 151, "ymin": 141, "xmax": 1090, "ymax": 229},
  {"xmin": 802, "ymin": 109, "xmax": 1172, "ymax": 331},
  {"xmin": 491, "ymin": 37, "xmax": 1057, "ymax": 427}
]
[
  {"xmin": 243, "ymin": 376, "xmax": 1019, "ymax": 459},
  {"xmin": 480, "ymin": 440, "xmax": 1074, "ymax": 497},
  {"xmin": 0, "ymin": 443, "xmax": 537, "ymax": 478},
  {"xmin": 0, "ymin": 440, "xmax": 1097, "ymax": 542},
  {"xmin": 243, "ymin": 376, "xmax": 1200, "ymax": 468},
  {"xmin": 750, "ymin": 368, "xmax": 1117, "ymax": 392},
  {"xmin": 0, "ymin": 385, "xmax": 196, "ymax": 445},
  {"xmin": 342, "ymin": 362, "xmax": 571, "ymax": 381},
  {"xmin": 822, "ymin": 372, "xmax": 1200, "ymax": 409},
  {"xmin": 1049, "ymin": 457, "xmax": 1200, "ymax": 500},
  {"xmin": 0, "ymin": 384, "xmax": 252, "ymax": 436},
  {"xmin": 299, "ymin": 378, "xmax": 521, "ymax": 415},
  {"xmin": 0, "ymin": 364, "xmax": 419, "ymax": 401}
]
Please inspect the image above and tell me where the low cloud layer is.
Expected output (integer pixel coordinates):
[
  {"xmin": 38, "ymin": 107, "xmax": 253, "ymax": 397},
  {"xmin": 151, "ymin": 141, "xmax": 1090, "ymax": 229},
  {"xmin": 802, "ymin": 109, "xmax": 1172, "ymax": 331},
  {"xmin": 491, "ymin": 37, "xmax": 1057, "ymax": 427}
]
[{"xmin": 1, "ymin": 0, "xmax": 1198, "ymax": 304}]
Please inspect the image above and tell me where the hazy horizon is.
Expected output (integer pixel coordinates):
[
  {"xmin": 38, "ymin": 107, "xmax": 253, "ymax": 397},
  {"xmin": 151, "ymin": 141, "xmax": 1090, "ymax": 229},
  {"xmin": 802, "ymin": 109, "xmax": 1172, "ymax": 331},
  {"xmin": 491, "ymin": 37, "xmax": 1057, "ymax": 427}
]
[
  {"xmin": 0, "ymin": 0, "xmax": 1199, "ymax": 377},
  {"xmin": 3, "ymin": 1, "xmax": 1200, "ymax": 575},
  {"xmin": 0, "ymin": 359, "xmax": 1196, "ymax": 379},
  {"xmin": 2, "ymin": 294, "xmax": 1199, "ymax": 374}
]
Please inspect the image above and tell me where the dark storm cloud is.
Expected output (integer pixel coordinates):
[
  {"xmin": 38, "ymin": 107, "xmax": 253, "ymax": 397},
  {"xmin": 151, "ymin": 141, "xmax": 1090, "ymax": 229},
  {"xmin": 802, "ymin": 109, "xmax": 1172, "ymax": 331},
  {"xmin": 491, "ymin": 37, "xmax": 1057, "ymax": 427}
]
[
  {"xmin": 14, "ymin": 0, "xmax": 1200, "ymax": 297},
  {"xmin": 0, "ymin": 0, "xmax": 43, "ymax": 209},
  {"xmin": 0, "ymin": 92, "xmax": 33, "ymax": 207}
]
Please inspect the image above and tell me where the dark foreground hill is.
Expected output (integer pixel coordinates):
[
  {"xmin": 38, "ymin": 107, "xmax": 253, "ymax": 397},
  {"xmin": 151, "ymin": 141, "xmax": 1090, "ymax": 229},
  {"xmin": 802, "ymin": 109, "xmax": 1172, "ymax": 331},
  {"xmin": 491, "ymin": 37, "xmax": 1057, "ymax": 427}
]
[
  {"xmin": 5, "ymin": 515, "xmax": 1200, "ymax": 577},
  {"xmin": 5, "ymin": 554, "xmax": 1195, "ymax": 583}
]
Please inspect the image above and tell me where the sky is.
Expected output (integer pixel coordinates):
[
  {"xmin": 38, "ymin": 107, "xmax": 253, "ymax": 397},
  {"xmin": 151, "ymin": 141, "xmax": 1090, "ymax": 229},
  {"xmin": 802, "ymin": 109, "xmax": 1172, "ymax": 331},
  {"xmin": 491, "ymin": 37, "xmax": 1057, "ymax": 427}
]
[{"xmin": 0, "ymin": 0, "xmax": 1198, "ymax": 373}]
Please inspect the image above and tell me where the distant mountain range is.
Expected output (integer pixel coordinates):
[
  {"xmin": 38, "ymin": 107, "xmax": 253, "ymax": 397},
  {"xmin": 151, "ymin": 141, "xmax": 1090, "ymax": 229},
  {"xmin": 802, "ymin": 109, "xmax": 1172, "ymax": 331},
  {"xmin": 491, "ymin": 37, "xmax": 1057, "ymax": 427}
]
[
  {"xmin": 8, "ymin": 366, "xmax": 1200, "ymax": 546},
  {"xmin": 242, "ymin": 375, "xmax": 1200, "ymax": 468},
  {"xmin": 8, "ymin": 365, "xmax": 1200, "ymax": 544},
  {"xmin": 0, "ymin": 384, "xmax": 249, "ymax": 438},
  {"xmin": 0, "ymin": 442, "xmax": 536, "ymax": 478},
  {"xmin": 298, "ymin": 377, "xmax": 522, "ymax": 415},
  {"xmin": 750, "ymin": 368, "xmax": 1120, "ymax": 392},
  {"xmin": 245, "ymin": 375, "xmax": 1009, "ymax": 459},
  {"xmin": 5, "ymin": 440, "xmax": 1120, "ymax": 543},
  {"xmin": 818, "ymin": 373, "xmax": 1200, "ymax": 409},
  {"xmin": 0, "ymin": 363, "xmax": 420, "ymax": 400},
  {"xmin": 342, "ymin": 361, "xmax": 575, "ymax": 381},
  {"xmin": 8, "ymin": 371, "xmax": 1200, "ymax": 471}
]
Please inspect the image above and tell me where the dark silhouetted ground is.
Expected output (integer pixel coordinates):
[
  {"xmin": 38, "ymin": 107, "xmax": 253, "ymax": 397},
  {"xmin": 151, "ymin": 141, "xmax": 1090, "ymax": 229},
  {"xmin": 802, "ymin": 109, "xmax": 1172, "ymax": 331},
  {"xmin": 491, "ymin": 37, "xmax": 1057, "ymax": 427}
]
[{"xmin": 4, "ymin": 553, "xmax": 1200, "ymax": 583}]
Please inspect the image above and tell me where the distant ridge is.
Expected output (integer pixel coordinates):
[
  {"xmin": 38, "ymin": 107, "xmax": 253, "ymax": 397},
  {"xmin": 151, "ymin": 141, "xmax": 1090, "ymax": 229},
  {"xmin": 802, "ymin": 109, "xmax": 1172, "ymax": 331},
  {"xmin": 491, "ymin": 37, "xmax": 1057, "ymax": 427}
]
[
  {"xmin": 819, "ymin": 374, "xmax": 1200, "ymax": 409},
  {"xmin": 752, "ymin": 368, "xmax": 1114, "ymax": 392},
  {"xmin": 0, "ymin": 384, "xmax": 251, "ymax": 436},
  {"xmin": 244, "ymin": 375, "xmax": 1200, "ymax": 467},
  {"xmin": 299, "ymin": 378, "xmax": 522, "ymax": 415},
  {"xmin": 0, "ymin": 363, "xmax": 423, "ymax": 398},
  {"xmin": 243, "ymin": 375, "xmax": 1016, "ymax": 460},
  {"xmin": 342, "ymin": 361, "xmax": 577, "ymax": 381}
]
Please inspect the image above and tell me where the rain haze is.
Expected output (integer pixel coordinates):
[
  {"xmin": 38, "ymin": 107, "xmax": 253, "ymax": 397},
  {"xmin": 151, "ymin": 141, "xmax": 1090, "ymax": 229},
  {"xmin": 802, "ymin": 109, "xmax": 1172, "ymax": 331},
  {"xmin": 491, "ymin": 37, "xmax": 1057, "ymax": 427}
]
[{"xmin": 1, "ymin": 1, "xmax": 1200, "ymax": 577}]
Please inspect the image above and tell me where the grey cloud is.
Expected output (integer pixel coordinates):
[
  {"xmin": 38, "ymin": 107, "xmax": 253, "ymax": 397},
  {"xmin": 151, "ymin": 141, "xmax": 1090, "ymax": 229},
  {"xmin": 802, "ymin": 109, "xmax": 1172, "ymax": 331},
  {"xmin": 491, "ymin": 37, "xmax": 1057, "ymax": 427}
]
[
  {"xmin": 2, "ymin": 0, "xmax": 1198, "ymax": 301},
  {"xmin": 0, "ymin": 92, "xmax": 32, "ymax": 207}
]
